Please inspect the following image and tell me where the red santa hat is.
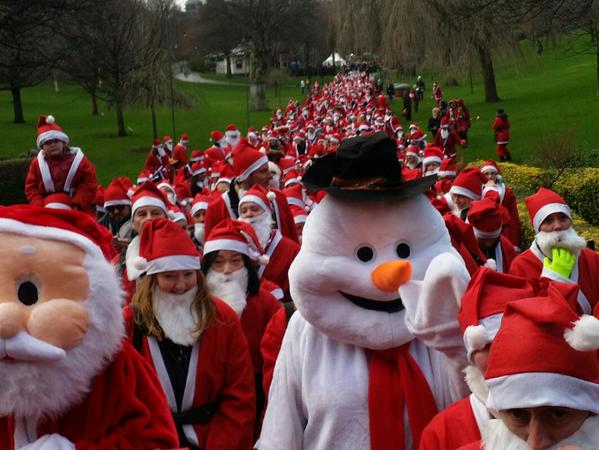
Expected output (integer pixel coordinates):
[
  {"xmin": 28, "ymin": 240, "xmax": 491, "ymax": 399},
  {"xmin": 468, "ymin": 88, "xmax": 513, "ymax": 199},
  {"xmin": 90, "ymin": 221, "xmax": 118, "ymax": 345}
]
[
  {"xmin": 104, "ymin": 177, "xmax": 133, "ymax": 209},
  {"xmin": 137, "ymin": 170, "xmax": 151, "ymax": 185},
  {"xmin": 485, "ymin": 282, "xmax": 599, "ymax": 415},
  {"xmin": 163, "ymin": 135, "xmax": 173, "ymax": 145},
  {"xmin": 440, "ymin": 117, "xmax": 449, "ymax": 129},
  {"xmin": 190, "ymin": 193, "xmax": 211, "ymax": 217},
  {"xmin": 203, "ymin": 218, "xmax": 269, "ymax": 265},
  {"xmin": 167, "ymin": 205, "xmax": 188, "ymax": 225},
  {"xmin": 449, "ymin": 167, "xmax": 485, "ymax": 200},
  {"xmin": 283, "ymin": 184, "xmax": 307, "ymax": 210},
  {"xmin": 95, "ymin": 185, "xmax": 105, "ymax": 213},
  {"xmin": 209, "ymin": 130, "xmax": 224, "ymax": 143},
  {"xmin": 480, "ymin": 160, "xmax": 500, "ymax": 174},
  {"xmin": 134, "ymin": 218, "xmax": 200, "ymax": 275},
  {"xmin": 422, "ymin": 146, "xmax": 444, "ymax": 167},
  {"xmin": 43, "ymin": 192, "xmax": 73, "ymax": 210},
  {"xmin": 191, "ymin": 162, "xmax": 207, "ymax": 177},
  {"xmin": 225, "ymin": 124, "xmax": 240, "ymax": 136},
  {"xmin": 405, "ymin": 145, "xmax": 421, "ymax": 158},
  {"xmin": 232, "ymin": 144, "xmax": 269, "ymax": 182},
  {"xmin": 458, "ymin": 268, "xmax": 535, "ymax": 360},
  {"xmin": 36, "ymin": 115, "xmax": 69, "ymax": 149},
  {"xmin": 283, "ymin": 169, "xmax": 301, "ymax": 188},
  {"xmin": 179, "ymin": 132, "xmax": 189, "ymax": 144},
  {"xmin": 239, "ymin": 184, "xmax": 275, "ymax": 213},
  {"xmin": 156, "ymin": 181, "xmax": 177, "ymax": 201},
  {"xmin": 0, "ymin": 204, "xmax": 114, "ymax": 260},
  {"xmin": 437, "ymin": 158, "xmax": 456, "ymax": 178},
  {"xmin": 290, "ymin": 205, "xmax": 308, "ymax": 224},
  {"xmin": 525, "ymin": 187, "xmax": 571, "ymax": 232},
  {"xmin": 131, "ymin": 181, "xmax": 169, "ymax": 217},
  {"xmin": 467, "ymin": 198, "xmax": 503, "ymax": 239},
  {"xmin": 190, "ymin": 149, "xmax": 204, "ymax": 163}
]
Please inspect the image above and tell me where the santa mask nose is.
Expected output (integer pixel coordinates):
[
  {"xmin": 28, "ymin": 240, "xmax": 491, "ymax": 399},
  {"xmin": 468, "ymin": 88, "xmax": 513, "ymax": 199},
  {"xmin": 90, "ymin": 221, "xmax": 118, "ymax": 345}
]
[
  {"xmin": 0, "ymin": 302, "xmax": 26, "ymax": 339},
  {"xmin": 371, "ymin": 260, "xmax": 412, "ymax": 293}
]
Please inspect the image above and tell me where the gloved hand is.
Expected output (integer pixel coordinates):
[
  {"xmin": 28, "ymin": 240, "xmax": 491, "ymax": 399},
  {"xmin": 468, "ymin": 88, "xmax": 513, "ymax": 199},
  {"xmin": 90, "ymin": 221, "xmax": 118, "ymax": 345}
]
[{"xmin": 544, "ymin": 247, "xmax": 576, "ymax": 279}]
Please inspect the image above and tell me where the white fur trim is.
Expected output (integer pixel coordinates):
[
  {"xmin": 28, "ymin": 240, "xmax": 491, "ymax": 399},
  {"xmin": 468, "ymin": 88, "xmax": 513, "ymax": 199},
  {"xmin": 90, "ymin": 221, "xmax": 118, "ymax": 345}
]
[
  {"xmin": 203, "ymin": 239, "xmax": 249, "ymax": 258},
  {"xmin": 422, "ymin": 156, "xmax": 442, "ymax": 167},
  {"xmin": 45, "ymin": 202, "xmax": 72, "ymax": 210},
  {"xmin": 239, "ymin": 194, "xmax": 271, "ymax": 213},
  {"xmin": 37, "ymin": 130, "xmax": 69, "ymax": 148},
  {"xmin": 484, "ymin": 258, "xmax": 497, "ymax": 271},
  {"xmin": 190, "ymin": 202, "xmax": 209, "ymax": 216},
  {"xmin": 132, "ymin": 256, "xmax": 148, "ymax": 271},
  {"xmin": 103, "ymin": 199, "xmax": 132, "ymax": 208},
  {"xmin": 294, "ymin": 214, "xmax": 308, "ymax": 224},
  {"xmin": 437, "ymin": 170, "xmax": 456, "ymax": 177},
  {"xmin": 258, "ymin": 254, "xmax": 270, "ymax": 265},
  {"xmin": 480, "ymin": 165, "xmax": 498, "ymax": 174},
  {"xmin": 564, "ymin": 314, "xmax": 599, "ymax": 351},
  {"xmin": 464, "ymin": 365, "xmax": 489, "ymax": 403},
  {"xmin": 473, "ymin": 227, "xmax": 502, "ymax": 239},
  {"xmin": 464, "ymin": 325, "xmax": 489, "ymax": 357},
  {"xmin": 486, "ymin": 371, "xmax": 599, "ymax": 414},
  {"xmin": 132, "ymin": 196, "xmax": 167, "ymax": 216},
  {"xmin": 146, "ymin": 254, "xmax": 201, "ymax": 275},
  {"xmin": 449, "ymin": 185, "xmax": 480, "ymax": 200},
  {"xmin": 286, "ymin": 197, "xmax": 305, "ymax": 208},
  {"xmin": 237, "ymin": 155, "xmax": 269, "ymax": 182},
  {"xmin": 266, "ymin": 191, "xmax": 277, "ymax": 201},
  {"xmin": 532, "ymin": 202, "xmax": 571, "ymax": 231},
  {"xmin": 46, "ymin": 115, "xmax": 55, "ymax": 124}
]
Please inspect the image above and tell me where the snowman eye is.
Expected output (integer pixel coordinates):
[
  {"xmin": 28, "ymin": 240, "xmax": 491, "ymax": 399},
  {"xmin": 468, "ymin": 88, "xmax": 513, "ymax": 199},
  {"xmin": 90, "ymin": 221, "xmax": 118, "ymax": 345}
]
[
  {"xmin": 395, "ymin": 242, "xmax": 411, "ymax": 259},
  {"xmin": 356, "ymin": 245, "xmax": 375, "ymax": 263},
  {"xmin": 17, "ymin": 280, "xmax": 39, "ymax": 306}
]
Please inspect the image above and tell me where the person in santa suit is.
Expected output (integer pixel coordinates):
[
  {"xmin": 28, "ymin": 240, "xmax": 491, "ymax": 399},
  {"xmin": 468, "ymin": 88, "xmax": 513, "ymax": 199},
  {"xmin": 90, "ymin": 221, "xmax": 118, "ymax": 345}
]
[
  {"xmin": 432, "ymin": 81, "xmax": 443, "ymax": 107},
  {"xmin": 434, "ymin": 117, "xmax": 465, "ymax": 159},
  {"xmin": 458, "ymin": 282, "xmax": 599, "ymax": 450},
  {"xmin": 491, "ymin": 109, "xmax": 511, "ymax": 162},
  {"xmin": 467, "ymin": 198, "xmax": 517, "ymax": 273},
  {"xmin": 126, "ymin": 217, "xmax": 256, "ymax": 450},
  {"xmin": 201, "ymin": 219, "xmax": 282, "ymax": 435},
  {"xmin": 25, "ymin": 115, "xmax": 98, "ymax": 215},
  {"xmin": 0, "ymin": 205, "xmax": 178, "ymax": 450},
  {"xmin": 407, "ymin": 123, "xmax": 427, "ymax": 150},
  {"xmin": 171, "ymin": 133, "xmax": 189, "ymax": 171},
  {"xmin": 204, "ymin": 130, "xmax": 227, "ymax": 164},
  {"xmin": 434, "ymin": 158, "xmax": 457, "ymax": 195},
  {"xmin": 144, "ymin": 138, "xmax": 172, "ymax": 175},
  {"xmin": 479, "ymin": 160, "xmax": 522, "ymax": 249},
  {"xmin": 204, "ymin": 141, "xmax": 298, "ymax": 243},
  {"xmin": 420, "ymin": 268, "xmax": 536, "ymax": 450},
  {"xmin": 238, "ymin": 185, "xmax": 300, "ymax": 299},
  {"xmin": 225, "ymin": 124, "xmax": 242, "ymax": 152},
  {"xmin": 189, "ymin": 193, "xmax": 210, "ymax": 251},
  {"xmin": 509, "ymin": 187, "xmax": 599, "ymax": 314},
  {"xmin": 421, "ymin": 146, "xmax": 444, "ymax": 177},
  {"xmin": 447, "ymin": 168, "xmax": 485, "ymax": 221}
]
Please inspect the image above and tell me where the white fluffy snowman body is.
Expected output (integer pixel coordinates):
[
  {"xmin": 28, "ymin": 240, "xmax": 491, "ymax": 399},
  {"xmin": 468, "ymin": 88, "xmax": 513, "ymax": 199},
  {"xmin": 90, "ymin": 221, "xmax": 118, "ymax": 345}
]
[{"xmin": 257, "ymin": 194, "xmax": 470, "ymax": 450}]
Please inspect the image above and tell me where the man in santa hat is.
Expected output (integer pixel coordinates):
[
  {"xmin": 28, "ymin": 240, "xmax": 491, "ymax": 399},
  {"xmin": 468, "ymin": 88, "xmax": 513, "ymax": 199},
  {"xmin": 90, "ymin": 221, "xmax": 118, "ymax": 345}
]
[
  {"xmin": 25, "ymin": 115, "xmax": 98, "ymax": 215},
  {"xmin": 509, "ymin": 187, "xmax": 599, "ymax": 313},
  {"xmin": 0, "ymin": 205, "xmax": 178, "ymax": 449},
  {"xmin": 448, "ymin": 168, "xmax": 486, "ymax": 221},
  {"xmin": 204, "ymin": 130, "xmax": 227, "ymax": 163},
  {"xmin": 190, "ymin": 193, "xmax": 210, "ymax": 250},
  {"xmin": 98, "ymin": 176, "xmax": 133, "ymax": 238},
  {"xmin": 225, "ymin": 124, "xmax": 242, "ymax": 151},
  {"xmin": 171, "ymin": 132, "xmax": 189, "ymax": 170},
  {"xmin": 433, "ymin": 117, "xmax": 464, "ymax": 159},
  {"xmin": 420, "ymin": 269, "xmax": 536, "ymax": 450},
  {"xmin": 458, "ymin": 282, "xmax": 599, "ymax": 449},
  {"xmin": 491, "ymin": 109, "xmax": 511, "ymax": 162},
  {"xmin": 204, "ymin": 141, "xmax": 298, "ymax": 243}
]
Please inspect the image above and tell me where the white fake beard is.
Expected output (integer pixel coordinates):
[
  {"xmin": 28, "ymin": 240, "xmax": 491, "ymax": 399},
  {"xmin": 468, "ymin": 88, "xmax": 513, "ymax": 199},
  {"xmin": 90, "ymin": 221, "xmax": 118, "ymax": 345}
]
[
  {"xmin": 152, "ymin": 285, "xmax": 199, "ymax": 347},
  {"xmin": 193, "ymin": 222, "xmax": 205, "ymax": 244},
  {"xmin": 464, "ymin": 365, "xmax": 489, "ymax": 403},
  {"xmin": 269, "ymin": 176, "xmax": 280, "ymax": 189},
  {"xmin": 0, "ymin": 256, "xmax": 124, "ymax": 420},
  {"xmin": 424, "ymin": 167, "xmax": 439, "ymax": 176},
  {"xmin": 406, "ymin": 161, "xmax": 419, "ymax": 170},
  {"xmin": 441, "ymin": 129, "xmax": 449, "ymax": 139},
  {"xmin": 481, "ymin": 415, "xmax": 599, "ymax": 450},
  {"xmin": 240, "ymin": 212, "xmax": 273, "ymax": 248},
  {"xmin": 535, "ymin": 227, "xmax": 586, "ymax": 257},
  {"xmin": 205, "ymin": 268, "xmax": 248, "ymax": 317}
]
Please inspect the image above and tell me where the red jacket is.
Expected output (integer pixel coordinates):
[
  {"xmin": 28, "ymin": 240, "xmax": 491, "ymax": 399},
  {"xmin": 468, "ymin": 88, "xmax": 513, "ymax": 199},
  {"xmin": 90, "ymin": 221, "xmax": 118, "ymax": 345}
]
[
  {"xmin": 433, "ymin": 129, "xmax": 463, "ymax": 158},
  {"xmin": 25, "ymin": 148, "xmax": 98, "ymax": 214},
  {"xmin": 260, "ymin": 307, "xmax": 290, "ymax": 398},
  {"xmin": 259, "ymin": 231, "xmax": 301, "ymax": 297},
  {"xmin": 492, "ymin": 117, "xmax": 510, "ymax": 143},
  {"xmin": 0, "ymin": 342, "xmax": 178, "ymax": 450},
  {"xmin": 124, "ymin": 300, "xmax": 256, "ymax": 450},
  {"xmin": 495, "ymin": 235, "xmax": 518, "ymax": 273}
]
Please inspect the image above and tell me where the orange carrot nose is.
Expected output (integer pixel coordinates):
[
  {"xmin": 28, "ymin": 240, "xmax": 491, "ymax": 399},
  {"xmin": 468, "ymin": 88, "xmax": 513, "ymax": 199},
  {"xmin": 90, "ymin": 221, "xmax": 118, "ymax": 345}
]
[{"xmin": 371, "ymin": 260, "xmax": 413, "ymax": 292}]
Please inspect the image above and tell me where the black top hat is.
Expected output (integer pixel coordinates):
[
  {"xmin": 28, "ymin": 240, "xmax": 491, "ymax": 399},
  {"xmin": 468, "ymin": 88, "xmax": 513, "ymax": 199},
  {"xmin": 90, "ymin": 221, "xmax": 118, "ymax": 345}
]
[{"xmin": 302, "ymin": 131, "xmax": 436, "ymax": 201}]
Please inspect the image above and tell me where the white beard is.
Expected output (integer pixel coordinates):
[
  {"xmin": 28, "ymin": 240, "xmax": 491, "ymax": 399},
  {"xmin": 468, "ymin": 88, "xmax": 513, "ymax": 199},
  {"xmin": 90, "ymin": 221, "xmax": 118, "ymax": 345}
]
[
  {"xmin": 481, "ymin": 415, "xmax": 599, "ymax": 450},
  {"xmin": 441, "ymin": 129, "xmax": 449, "ymax": 139},
  {"xmin": 535, "ymin": 227, "xmax": 586, "ymax": 257},
  {"xmin": 205, "ymin": 268, "xmax": 248, "ymax": 317},
  {"xmin": 240, "ymin": 212, "xmax": 273, "ymax": 248},
  {"xmin": 464, "ymin": 365, "xmax": 489, "ymax": 403},
  {"xmin": 0, "ymin": 255, "xmax": 124, "ymax": 421},
  {"xmin": 424, "ymin": 168, "xmax": 439, "ymax": 177},
  {"xmin": 193, "ymin": 222, "xmax": 205, "ymax": 244},
  {"xmin": 269, "ymin": 176, "xmax": 280, "ymax": 190},
  {"xmin": 406, "ymin": 161, "xmax": 419, "ymax": 170},
  {"xmin": 152, "ymin": 286, "xmax": 200, "ymax": 346}
]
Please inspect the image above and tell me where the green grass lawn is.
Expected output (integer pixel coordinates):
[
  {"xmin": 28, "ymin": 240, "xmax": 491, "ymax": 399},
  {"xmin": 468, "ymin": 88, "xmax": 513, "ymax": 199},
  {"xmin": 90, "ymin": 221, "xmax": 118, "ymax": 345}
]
[{"xmin": 0, "ymin": 37, "xmax": 597, "ymax": 185}]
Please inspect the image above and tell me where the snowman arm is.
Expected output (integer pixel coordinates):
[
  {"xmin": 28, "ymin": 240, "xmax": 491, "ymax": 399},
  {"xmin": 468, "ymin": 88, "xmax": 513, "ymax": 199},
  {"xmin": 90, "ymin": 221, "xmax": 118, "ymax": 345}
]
[
  {"xmin": 256, "ymin": 314, "xmax": 305, "ymax": 450},
  {"xmin": 400, "ymin": 252, "xmax": 469, "ymax": 364},
  {"xmin": 21, "ymin": 434, "xmax": 75, "ymax": 450}
]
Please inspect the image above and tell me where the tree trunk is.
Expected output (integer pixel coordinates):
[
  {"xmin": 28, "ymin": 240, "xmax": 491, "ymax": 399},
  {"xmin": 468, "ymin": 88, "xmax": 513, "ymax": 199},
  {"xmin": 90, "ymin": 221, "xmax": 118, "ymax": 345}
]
[
  {"xmin": 226, "ymin": 54, "xmax": 232, "ymax": 78},
  {"xmin": 249, "ymin": 49, "xmax": 268, "ymax": 111},
  {"xmin": 151, "ymin": 104, "xmax": 158, "ymax": 139},
  {"xmin": 11, "ymin": 87, "xmax": 25, "ymax": 124},
  {"xmin": 476, "ymin": 43, "xmax": 500, "ymax": 102},
  {"xmin": 91, "ymin": 91, "xmax": 99, "ymax": 116},
  {"xmin": 596, "ymin": 43, "xmax": 599, "ymax": 97},
  {"xmin": 116, "ymin": 100, "xmax": 127, "ymax": 136}
]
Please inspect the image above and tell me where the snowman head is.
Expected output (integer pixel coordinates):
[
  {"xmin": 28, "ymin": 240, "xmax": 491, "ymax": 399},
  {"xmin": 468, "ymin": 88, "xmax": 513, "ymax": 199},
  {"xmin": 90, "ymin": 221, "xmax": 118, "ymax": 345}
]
[{"xmin": 289, "ymin": 193, "xmax": 457, "ymax": 349}]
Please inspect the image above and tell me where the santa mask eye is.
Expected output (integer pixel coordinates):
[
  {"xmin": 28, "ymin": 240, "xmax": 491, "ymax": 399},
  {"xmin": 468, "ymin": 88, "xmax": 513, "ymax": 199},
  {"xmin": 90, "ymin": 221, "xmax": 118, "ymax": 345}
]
[
  {"xmin": 395, "ymin": 242, "xmax": 411, "ymax": 259},
  {"xmin": 356, "ymin": 245, "xmax": 375, "ymax": 263},
  {"xmin": 17, "ymin": 279, "xmax": 39, "ymax": 306}
]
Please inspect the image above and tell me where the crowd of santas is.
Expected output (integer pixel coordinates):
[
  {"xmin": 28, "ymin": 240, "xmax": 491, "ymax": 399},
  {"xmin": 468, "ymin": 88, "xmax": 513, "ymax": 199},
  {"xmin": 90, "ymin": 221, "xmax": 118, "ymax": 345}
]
[{"xmin": 17, "ymin": 70, "xmax": 599, "ymax": 450}]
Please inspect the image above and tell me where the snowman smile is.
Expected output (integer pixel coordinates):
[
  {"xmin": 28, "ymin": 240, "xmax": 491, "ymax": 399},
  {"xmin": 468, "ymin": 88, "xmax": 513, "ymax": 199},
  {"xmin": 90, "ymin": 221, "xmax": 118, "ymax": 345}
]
[{"xmin": 340, "ymin": 291, "xmax": 404, "ymax": 313}]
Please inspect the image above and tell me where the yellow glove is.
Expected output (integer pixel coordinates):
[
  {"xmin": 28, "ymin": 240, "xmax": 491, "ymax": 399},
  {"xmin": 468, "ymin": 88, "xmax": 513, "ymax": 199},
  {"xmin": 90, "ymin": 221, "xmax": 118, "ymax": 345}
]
[{"xmin": 543, "ymin": 247, "xmax": 576, "ymax": 279}]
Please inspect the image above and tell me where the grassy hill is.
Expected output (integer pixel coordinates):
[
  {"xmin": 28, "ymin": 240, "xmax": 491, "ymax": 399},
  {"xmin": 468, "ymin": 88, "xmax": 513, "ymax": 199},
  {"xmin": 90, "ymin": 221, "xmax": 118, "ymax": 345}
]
[{"xmin": 0, "ymin": 37, "xmax": 597, "ymax": 185}]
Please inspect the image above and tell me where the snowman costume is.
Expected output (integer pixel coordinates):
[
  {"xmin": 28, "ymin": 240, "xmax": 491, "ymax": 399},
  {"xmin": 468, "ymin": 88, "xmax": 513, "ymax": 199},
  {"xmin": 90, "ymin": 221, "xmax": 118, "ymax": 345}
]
[{"xmin": 257, "ymin": 132, "xmax": 471, "ymax": 450}]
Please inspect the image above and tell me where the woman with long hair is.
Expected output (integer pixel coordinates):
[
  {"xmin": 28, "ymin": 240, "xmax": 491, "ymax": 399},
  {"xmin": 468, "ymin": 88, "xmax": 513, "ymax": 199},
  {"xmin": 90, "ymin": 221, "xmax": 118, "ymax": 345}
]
[{"xmin": 126, "ymin": 217, "xmax": 256, "ymax": 450}]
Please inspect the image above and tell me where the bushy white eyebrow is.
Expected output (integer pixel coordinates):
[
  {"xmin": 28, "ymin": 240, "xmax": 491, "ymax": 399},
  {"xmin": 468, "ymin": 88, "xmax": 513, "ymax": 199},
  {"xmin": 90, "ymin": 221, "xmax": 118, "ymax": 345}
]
[{"xmin": 19, "ymin": 246, "xmax": 37, "ymax": 255}]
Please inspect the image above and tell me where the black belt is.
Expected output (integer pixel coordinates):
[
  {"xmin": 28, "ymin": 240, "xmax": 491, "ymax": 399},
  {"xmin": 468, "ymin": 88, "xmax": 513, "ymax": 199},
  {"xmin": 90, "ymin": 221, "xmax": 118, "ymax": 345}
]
[{"xmin": 172, "ymin": 400, "xmax": 220, "ymax": 425}]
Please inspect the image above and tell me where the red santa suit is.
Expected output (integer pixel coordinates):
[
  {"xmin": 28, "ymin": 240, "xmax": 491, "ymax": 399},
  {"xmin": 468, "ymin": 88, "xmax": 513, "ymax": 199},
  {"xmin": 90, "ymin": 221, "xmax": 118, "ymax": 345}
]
[
  {"xmin": 483, "ymin": 182, "xmax": 521, "ymax": 248},
  {"xmin": 25, "ymin": 148, "xmax": 98, "ymax": 214},
  {"xmin": 433, "ymin": 128, "xmax": 463, "ymax": 159},
  {"xmin": 258, "ymin": 230, "xmax": 300, "ymax": 298},
  {"xmin": 491, "ymin": 116, "xmax": 510, "ymax": 159},
  {"xmin": 172, "ymin": 143, "xmax": 188, "ymax": 167},
  {"xmin": 489, "ymin": 235, "xmax": 517, "ymax": 273},
  {"xmin": 419, "ymin": 394, "xmax": 488, "ymax": 450},
  {"xmin": 124, "ymin": 300, "xmax": 256, "ymax": 450},
  {"xmin": 0, "ymin": 342, "xmax": 178, "ymax": 450}
]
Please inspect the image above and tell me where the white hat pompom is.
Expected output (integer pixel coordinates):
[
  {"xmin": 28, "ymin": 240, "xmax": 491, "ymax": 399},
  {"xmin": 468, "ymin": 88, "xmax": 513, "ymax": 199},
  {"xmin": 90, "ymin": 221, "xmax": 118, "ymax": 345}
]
[
  {"xmin": 258, "ymin": 254, "xmax": 270, "ymax": 266},
  {"xmin": 266, "ymin": 191, "xmax": 276, "ymax": 201},
  {"xmin": 132, "ymin": 256, "xmax": 149, "ymax": 272},
  {"xmin": 46, "ymin": 115, "xmax": 55, "ymax": 124},
  {"xmin": 484, "ymin": 258, "xmax": 497, "ymax": 271},
  {"xmin": 564, "ymin": 315, "xmax": 599, "ymax": 352},
  {"xmin": 464, "ymin": 325, "xmax": 489, "ymax": 353}
]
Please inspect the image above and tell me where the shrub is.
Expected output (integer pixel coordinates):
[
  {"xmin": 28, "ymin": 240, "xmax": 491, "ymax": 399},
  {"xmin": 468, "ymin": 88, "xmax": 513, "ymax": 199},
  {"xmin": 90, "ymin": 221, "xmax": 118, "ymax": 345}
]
[
  {"xmin": 0, "ymin": 158, "xmax": 31, "ymax": 205},
  {"xmin": 554, "ymin": 167, "xmax": 599, "ymax": 227}
]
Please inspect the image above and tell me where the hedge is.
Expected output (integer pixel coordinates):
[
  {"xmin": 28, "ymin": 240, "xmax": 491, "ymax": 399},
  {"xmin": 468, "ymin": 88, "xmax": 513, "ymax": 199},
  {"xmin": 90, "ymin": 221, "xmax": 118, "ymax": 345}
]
[{"xmin": 0, "ymin": 158, "xmax": 31, "ymax": 205}]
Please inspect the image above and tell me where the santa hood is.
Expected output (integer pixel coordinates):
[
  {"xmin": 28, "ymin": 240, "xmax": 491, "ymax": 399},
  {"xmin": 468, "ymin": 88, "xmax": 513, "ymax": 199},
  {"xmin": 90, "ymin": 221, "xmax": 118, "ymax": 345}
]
[{"xmin": 289, "ymin": 194, "xmax": 469, "ymax": 350}]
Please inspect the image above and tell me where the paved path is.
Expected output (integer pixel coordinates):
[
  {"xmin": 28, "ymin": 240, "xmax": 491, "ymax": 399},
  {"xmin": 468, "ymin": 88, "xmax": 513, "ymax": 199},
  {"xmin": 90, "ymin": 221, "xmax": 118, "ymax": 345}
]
[{"xmin": 175, "ymin": 71, "xmax": 245, "ymax": 86}]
